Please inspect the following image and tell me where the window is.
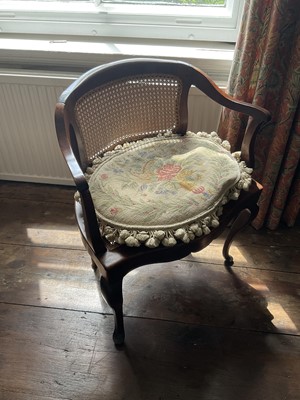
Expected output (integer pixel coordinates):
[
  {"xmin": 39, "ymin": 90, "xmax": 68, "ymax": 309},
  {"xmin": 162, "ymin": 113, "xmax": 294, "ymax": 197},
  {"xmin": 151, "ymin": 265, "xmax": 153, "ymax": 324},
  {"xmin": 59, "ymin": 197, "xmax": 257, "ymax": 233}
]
[{"xmin": 0, "ymin": 0, "xmax": 244, "ymax": 42}]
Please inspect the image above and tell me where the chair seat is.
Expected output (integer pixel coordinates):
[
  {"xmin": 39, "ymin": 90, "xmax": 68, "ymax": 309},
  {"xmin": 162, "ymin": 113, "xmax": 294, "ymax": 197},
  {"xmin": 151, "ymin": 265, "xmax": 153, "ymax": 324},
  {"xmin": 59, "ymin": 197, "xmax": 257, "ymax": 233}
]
[{"xmin": 82, "ymin": 131, "xmax": 253, "ymax": 248}]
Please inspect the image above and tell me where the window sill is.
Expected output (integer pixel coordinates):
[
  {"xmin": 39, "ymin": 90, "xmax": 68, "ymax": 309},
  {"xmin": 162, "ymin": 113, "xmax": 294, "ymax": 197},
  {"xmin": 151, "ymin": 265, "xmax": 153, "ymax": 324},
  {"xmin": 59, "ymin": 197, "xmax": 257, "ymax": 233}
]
[{"xmin": 0, "ymin": 36, "xmax": 234, "ymax": 84}]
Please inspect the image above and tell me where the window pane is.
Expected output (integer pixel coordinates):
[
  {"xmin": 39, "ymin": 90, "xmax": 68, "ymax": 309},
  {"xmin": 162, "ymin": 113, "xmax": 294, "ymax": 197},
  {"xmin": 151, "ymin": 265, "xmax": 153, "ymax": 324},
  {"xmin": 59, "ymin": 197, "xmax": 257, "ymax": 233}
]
[
  {"xmin": 101, "ymin": 0, "xmax": 226, "ymax": 5},
  {"xmin": 0, "ymin": 0, "xmax": 241, "ymax": 42}
]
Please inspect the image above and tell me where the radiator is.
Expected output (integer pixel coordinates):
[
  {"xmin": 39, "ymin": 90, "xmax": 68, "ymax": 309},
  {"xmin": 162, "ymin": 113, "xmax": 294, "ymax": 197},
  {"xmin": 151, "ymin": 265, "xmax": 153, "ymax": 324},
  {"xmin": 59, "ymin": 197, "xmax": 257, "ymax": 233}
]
[{"xmin": 0, "ymin": 70, "xmax": 222, "ymax": 185}]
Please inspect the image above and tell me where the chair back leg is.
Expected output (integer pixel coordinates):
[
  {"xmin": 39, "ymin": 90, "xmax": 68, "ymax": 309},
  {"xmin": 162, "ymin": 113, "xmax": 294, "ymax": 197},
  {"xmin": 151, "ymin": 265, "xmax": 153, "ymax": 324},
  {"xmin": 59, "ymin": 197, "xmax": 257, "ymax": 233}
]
[{"xmin": 222, "ymin": 208, "xmax": 253, "ymax": 267}]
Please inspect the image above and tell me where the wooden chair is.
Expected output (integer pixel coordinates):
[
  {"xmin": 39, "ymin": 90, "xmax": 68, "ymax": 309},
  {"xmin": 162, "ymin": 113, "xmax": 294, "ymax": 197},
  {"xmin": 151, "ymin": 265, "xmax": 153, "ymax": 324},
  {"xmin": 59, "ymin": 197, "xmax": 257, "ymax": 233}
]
[{"xmin": 55, "ymin": 58, "xmax": 270, "ymax": 345}]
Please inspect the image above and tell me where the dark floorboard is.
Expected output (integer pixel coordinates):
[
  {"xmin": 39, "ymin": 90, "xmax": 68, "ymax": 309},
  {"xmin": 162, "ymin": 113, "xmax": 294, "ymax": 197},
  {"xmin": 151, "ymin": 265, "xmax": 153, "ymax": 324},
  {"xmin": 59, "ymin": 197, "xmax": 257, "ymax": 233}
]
[{"xmin": 0, "ymin": 181, "xmax": 299, "ymax": 400}]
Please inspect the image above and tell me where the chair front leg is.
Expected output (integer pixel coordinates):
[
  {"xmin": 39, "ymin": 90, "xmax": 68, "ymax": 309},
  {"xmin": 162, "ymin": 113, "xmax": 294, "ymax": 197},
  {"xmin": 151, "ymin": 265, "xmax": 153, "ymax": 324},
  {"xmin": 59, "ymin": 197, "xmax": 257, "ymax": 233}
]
[
  {"xmin": 100, "ymin": 276, "xmax": 125, "ymax": 346},
  {"xmin": 222, "ymin": 208, "xmax": 252, "ymax": 267}
]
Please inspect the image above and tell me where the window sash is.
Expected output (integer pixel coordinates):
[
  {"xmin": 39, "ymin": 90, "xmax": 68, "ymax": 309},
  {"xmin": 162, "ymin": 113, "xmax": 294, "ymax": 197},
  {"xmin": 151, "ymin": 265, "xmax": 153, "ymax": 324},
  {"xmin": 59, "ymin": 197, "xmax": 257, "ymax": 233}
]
[{"xmin": 0, "ymin": 0, "xmax": 244, "ymax": 42}]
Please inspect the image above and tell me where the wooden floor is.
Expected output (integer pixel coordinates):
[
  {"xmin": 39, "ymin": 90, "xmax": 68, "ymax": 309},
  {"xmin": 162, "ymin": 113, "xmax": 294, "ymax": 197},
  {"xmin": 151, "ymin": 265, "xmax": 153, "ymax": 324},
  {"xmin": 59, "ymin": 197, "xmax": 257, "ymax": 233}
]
[{"xmin": 0, "ymin": 181, "xmax": 299, "ymax": 400}]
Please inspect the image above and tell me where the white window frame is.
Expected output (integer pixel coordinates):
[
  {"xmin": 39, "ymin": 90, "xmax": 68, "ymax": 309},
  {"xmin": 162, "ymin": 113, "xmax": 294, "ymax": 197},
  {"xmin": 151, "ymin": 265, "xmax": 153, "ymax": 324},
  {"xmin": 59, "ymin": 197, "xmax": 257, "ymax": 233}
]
[{"xmin": 0, "ymin": 0, "xmax": 244, "ymax": 42}]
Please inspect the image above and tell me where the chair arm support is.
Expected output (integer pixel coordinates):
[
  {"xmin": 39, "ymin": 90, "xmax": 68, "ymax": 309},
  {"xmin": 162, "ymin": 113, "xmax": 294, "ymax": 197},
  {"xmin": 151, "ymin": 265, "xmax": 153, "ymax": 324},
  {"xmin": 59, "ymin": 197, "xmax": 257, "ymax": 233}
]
[
  {"xmin": 241, "ymin": 117, "xmax": 271, "ymax": 168},
  {"xmin": 55, "ymin": 103, "xmax": 88, "ymax": 192},
  {"xmin": 79, "ymin": 188, "xmax": 107, "ymax": 255}
]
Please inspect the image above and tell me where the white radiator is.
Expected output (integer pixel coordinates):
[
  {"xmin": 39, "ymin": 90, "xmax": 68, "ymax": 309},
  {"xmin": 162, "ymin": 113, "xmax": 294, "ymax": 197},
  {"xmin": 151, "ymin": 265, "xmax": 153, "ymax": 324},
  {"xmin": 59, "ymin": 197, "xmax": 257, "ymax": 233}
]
[{"xmin": 0, "ymin": 70, "xmax": 222, "ymax": 185}]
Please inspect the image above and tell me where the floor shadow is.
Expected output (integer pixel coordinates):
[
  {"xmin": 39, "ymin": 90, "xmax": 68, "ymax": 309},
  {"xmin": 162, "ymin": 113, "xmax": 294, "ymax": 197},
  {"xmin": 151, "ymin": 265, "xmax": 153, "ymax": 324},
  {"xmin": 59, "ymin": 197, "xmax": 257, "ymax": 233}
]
[{"xmin": 118, "ymin": 260, "xmax": 276, "ymax": 334}]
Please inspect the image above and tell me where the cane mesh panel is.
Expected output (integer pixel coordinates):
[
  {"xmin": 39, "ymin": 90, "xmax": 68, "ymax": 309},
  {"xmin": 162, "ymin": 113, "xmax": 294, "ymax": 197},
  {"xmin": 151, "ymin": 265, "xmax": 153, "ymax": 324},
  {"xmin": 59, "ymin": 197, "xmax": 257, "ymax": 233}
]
[{"xmin": 74, "ymin": 74, "xmax": 183, "ymax": 161}]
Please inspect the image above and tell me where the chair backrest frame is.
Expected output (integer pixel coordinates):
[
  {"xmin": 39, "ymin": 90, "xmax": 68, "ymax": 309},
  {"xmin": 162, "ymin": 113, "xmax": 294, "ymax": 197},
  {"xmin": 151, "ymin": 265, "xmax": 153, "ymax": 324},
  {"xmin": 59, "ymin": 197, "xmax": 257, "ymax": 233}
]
[{"xmin": 55, "ymin": 58, "xmax": 271, "ymax": 254}]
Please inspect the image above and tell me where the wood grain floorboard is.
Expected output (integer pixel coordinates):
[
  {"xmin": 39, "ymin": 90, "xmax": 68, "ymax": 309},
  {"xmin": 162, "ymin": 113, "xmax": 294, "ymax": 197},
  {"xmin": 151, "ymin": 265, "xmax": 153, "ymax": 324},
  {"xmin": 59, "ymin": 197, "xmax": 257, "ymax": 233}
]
[
  {"xmin": 0, "ymin": 198, "xmax": 83, "ymax": 250},
  {"xmin": 0, "ymin": 181, "xmax": 75, "ymax": 203},
  {"xmin": 0, "ymin": 304, "xmax": 299, "ymax": 400},
  {"xmin": 187, "ymin": 242, "xmax": 300, "ymax": 272},
  {"xmin": 0, "ymin": 181, "xmax": 299, "ymax": 400},
  {"xmin": 0, "ymin": 243, "xmax": 299, "ymax": 335}
]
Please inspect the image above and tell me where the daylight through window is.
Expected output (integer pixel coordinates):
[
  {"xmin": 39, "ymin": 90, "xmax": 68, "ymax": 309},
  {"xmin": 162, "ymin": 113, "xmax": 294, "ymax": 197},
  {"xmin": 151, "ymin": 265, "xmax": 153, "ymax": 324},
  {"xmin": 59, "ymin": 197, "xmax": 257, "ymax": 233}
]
[{"xmin": 0, "ymin": 0, "xmax": 244, "ymax": 42}]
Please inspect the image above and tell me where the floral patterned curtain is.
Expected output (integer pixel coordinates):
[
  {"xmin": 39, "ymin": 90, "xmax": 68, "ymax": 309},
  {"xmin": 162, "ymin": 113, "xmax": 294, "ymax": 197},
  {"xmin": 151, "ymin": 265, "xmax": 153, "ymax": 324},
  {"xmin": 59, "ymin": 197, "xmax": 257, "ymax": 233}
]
[{"xmin": 218, "ymin": 0, "xmax": 300, "ymax": 229}]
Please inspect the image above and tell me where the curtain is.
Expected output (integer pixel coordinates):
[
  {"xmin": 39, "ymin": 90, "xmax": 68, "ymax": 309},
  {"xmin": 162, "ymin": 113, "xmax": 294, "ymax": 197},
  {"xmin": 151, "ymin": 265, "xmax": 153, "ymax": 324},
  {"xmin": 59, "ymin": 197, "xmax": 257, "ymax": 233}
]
[{"xmin": 218, "ymin": 0, "xmax": 300, "ymax": 229}]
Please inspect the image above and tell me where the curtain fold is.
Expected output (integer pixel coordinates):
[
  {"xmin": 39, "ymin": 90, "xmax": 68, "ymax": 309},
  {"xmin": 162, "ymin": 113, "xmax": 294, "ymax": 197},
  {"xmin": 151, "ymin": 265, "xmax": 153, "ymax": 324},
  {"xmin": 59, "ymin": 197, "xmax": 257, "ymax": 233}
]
[{"xmin": 218, "ymin": 0, "xmax": 300, "ymax": 229}]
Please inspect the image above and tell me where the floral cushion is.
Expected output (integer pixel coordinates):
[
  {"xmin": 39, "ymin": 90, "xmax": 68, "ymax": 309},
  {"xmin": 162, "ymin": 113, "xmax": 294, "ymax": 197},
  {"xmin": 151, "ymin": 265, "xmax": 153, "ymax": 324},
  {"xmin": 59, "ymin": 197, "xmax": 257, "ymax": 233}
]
[{"xmin": 78, "ymin": 131, "xmax": 252, "ymax": 248}]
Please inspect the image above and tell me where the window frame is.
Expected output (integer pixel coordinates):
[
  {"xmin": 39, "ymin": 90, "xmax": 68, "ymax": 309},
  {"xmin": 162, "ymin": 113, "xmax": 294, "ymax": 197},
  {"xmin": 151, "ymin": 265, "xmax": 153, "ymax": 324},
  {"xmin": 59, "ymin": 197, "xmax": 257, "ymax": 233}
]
[{"xmin": 0, "ymin": 0, "xmax": 244, "ymax": 42}]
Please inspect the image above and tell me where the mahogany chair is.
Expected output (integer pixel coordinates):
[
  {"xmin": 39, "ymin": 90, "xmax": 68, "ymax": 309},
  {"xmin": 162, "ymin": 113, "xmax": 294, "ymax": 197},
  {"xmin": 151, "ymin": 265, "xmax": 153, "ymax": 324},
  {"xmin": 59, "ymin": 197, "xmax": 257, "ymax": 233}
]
[{"xmin": 55, "ymin": 58, "xmax": 270, "ymax": 345}]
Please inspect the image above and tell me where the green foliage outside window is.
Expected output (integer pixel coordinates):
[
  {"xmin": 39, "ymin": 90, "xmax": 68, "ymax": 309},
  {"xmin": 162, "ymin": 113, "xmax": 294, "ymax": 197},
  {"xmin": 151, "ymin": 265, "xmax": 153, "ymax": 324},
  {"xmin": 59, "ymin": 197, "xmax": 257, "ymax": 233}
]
[
  {"xmin": 101, "ymin": 0, "xmax": 226, "ymax": 5},
  {"xmin": 113, "ymin": 0, "xmax": 226, "ymax": 4},
  {"xmin": 179, "ymin": 0, "xmax": 225, "ymax": 4},
  {"xmin": 155, "ymin": 0, "xmax": 226, "ymax": 4},
  {"xmin": 154, "ymin": 0, "xmax": 225, "ymax": 4}
]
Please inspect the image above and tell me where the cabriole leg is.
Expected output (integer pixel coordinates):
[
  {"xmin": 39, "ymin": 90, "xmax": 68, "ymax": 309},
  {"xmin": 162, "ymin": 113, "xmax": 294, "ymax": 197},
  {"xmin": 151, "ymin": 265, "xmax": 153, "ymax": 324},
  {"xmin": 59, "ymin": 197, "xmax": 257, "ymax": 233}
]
[
  {"xmin": 223, "ymin": 208, "xmax": 252, "ymax": 267},
  {"xmin": 100, "ymin": 276, "xmax": 125, "ymax": 346}
]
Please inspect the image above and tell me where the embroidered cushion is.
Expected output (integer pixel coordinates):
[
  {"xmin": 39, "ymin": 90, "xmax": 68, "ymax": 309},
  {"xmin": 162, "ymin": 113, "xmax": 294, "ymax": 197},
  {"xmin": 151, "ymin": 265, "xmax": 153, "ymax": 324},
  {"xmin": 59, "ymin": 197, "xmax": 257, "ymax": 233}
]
[{"xmin": 79, "ymin": 131, "xmax": 252, "ymax": 248}]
